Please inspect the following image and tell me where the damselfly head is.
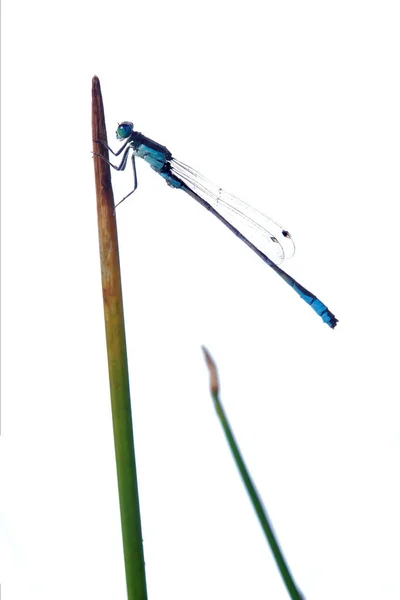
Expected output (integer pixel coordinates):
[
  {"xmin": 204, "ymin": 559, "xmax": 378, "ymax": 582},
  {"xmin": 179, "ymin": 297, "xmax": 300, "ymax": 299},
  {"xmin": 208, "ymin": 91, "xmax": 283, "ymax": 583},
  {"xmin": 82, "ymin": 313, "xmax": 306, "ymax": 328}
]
[{"xmin": 116, "ymin": 122, "xmax": 134, "ymax": 140}]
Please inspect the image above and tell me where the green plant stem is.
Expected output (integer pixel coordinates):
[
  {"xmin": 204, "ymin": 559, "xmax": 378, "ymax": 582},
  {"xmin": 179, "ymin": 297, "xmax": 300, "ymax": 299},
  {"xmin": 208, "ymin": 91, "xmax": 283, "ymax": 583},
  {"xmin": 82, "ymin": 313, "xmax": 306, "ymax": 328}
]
[
  {"xmin": 203, "ymin": 347, "xmax": 304, "ymax": 600},
  {"xmin": 92, "ymin": 75, "xmax": 147, "ymax": 600}
]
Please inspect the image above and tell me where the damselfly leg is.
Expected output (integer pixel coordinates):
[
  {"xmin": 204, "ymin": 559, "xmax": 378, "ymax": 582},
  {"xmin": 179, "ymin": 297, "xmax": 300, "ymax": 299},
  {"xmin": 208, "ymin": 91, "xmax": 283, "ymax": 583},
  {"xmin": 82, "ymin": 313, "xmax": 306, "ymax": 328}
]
[
  {"xmin": 93, "ymin": 139, "xmax": 138, "ymax": 206},
  {"xmin": 94, "ymin": 137, "xmax": 131, "ymax": 157}
]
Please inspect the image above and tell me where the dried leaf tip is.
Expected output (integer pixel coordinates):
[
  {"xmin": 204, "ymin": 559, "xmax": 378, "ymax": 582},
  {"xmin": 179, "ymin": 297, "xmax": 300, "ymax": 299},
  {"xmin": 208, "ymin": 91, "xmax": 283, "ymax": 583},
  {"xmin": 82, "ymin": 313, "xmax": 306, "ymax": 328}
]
[{"xmin": 202, "ymin": 346, "xmax": 220, "ymax": 395}]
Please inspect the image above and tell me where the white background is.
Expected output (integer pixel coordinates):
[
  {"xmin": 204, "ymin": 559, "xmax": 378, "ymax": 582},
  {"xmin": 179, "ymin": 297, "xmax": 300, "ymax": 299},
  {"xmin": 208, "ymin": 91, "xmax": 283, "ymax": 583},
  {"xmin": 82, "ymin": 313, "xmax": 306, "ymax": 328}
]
[{"xmin": 2, "ymin": 1, "xmax": 400, "ymax": 598}]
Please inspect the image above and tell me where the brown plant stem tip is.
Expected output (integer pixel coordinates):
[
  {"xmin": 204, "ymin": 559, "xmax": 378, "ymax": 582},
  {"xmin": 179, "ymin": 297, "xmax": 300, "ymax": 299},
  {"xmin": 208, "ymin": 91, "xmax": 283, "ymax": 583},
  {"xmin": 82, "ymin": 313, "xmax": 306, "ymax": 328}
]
[{"xmin": 202, "ymin": 346, "xmax": 220, "ymax": 396}]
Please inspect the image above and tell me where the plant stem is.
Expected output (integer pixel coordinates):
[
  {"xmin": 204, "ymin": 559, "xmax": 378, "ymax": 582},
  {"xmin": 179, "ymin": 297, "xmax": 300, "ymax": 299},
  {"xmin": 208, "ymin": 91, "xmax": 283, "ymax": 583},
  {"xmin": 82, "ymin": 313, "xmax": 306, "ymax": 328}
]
[{"xmin": 92, "ymin": 75, "xmax": 147, "ymax": 600}]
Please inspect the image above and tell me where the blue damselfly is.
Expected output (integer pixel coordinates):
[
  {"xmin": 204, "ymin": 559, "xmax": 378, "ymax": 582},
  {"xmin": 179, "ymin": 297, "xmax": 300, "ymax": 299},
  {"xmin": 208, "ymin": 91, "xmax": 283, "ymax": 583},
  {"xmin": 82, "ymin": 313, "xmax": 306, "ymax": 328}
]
[{"xmin": 95, "ymin": 122, "xmax": 337, "ymax": 328}]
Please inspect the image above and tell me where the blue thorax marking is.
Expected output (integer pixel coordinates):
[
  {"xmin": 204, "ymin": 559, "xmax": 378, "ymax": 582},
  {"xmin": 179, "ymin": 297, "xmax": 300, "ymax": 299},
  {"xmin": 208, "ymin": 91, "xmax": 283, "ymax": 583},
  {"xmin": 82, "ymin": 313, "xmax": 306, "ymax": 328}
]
[
  {"xmin": 131, "ymin": 132, "xmax": 171, "ymax": 172},
  {"xmin": 131, "ymin": 132, "xmax": 183, "ymax": 188}
]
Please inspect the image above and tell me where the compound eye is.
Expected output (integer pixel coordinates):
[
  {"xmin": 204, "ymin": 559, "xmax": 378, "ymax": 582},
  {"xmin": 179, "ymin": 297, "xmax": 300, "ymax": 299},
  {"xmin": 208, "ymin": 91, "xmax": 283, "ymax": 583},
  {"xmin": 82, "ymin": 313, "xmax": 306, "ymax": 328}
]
[{"xmin": 116, "ymin": 122, "xmax": 133, "ymax": 139}]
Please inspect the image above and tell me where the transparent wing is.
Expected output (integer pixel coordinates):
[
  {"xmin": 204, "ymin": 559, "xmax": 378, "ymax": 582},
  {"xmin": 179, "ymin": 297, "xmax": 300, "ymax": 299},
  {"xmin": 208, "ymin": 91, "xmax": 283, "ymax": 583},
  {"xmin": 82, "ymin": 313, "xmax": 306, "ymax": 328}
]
[{"xmin": 171, "ymin": 159, "xmax": 295, "ymax": 265}]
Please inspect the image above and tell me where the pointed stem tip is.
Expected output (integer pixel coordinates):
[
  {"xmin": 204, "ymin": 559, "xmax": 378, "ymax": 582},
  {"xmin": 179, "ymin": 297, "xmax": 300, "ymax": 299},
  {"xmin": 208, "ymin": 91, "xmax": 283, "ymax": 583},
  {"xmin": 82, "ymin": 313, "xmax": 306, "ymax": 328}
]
[{"xmin": 202, "ymin": 346, "xmax": 220, "ymax": 395}]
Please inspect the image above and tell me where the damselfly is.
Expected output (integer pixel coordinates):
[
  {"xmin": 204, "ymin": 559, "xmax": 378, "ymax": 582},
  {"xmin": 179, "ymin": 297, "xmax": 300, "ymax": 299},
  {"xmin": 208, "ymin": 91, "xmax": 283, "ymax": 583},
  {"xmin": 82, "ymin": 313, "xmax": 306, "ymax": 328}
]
[{"xmin": 94, "ymin": 122, "xmax": 337, "ymax": 328}]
